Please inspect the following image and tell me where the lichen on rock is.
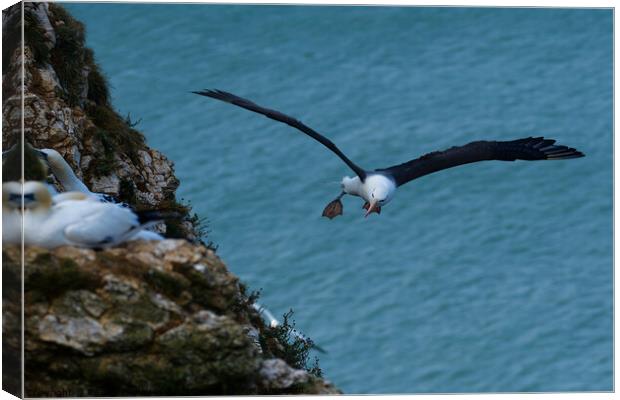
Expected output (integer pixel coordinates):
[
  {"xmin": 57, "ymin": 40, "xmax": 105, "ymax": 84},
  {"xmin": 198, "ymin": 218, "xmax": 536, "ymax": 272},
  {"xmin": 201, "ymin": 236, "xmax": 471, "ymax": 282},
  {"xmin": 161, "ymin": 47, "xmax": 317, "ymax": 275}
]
[{"xmin": 3, "ymin": 242, "xmax": 339, "ymax": 396}]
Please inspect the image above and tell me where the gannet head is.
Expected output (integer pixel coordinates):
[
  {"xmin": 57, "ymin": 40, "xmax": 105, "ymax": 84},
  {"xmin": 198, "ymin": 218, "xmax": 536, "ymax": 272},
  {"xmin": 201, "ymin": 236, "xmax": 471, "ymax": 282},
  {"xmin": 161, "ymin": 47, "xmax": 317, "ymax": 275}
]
[
  {"xmin": 38, "ymin": 148, "xmax": 61, "ymax": 166},
  {"xmin": 2, "ymin": 182, "xmax": 23, "ymax": 210},
  {"xmin": 2, "ymin": 181, "xmax": 52, "ymax": 211},
  {"xmin": 37, "ymin": 148, "xmax": 91, "ymax": 193}
]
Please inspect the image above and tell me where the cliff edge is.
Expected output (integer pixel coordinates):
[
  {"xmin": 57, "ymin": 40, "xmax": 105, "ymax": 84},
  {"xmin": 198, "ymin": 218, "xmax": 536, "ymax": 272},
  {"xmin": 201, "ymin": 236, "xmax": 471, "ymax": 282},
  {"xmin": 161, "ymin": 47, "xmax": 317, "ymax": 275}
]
[
  {"xmin": 3, "ymin": 242, "xmax": 338, "ymax": 396},
  {"xmin": 2, "ymin": 3, "xmax": 339, "ymax": 396}
]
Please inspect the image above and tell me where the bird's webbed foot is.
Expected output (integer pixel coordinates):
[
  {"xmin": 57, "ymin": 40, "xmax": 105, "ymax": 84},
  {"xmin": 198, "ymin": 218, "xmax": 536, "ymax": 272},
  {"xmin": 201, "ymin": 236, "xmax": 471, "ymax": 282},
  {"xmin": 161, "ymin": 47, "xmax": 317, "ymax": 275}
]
[
  {"xmin": 322, "ymin": 193, "xmax": 345, "ymax": 219},
  {"xmin": 362, "ymin": 202, "xmax": 382, "ymax": 215}
]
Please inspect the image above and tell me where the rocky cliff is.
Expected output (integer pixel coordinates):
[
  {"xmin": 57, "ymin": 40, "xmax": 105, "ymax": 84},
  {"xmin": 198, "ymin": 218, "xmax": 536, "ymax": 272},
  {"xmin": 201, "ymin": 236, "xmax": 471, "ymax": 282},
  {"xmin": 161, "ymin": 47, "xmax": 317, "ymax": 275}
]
[
  {"xmin": 3, "ymin": 242, "xmax": 337, "ymax": 396},
  {"xmin": 2, "ymin": 3, "xmax": 339, "ymax": 396},
  {"xmin": 3, "ymin": 2, "xmax": 194, "ymax": 238}
]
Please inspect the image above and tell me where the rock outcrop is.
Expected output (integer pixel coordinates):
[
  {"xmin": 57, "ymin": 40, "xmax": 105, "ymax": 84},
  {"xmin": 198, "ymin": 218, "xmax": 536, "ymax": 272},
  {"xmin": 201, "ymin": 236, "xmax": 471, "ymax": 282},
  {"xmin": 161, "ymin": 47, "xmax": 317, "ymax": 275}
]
[
  {"xmin": 3, "ymin": 242, "xmax": 338, "ymax": 396},
  {"xmin": 2, "ymin": 3, "xmax": 339, "ymax": 396}
]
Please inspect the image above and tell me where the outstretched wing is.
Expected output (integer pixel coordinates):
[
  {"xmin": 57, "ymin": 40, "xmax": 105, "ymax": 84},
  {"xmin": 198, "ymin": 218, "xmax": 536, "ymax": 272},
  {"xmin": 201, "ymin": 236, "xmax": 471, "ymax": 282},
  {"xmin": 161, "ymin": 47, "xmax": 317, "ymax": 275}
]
[
  {"xmin": 193, "ymin": 89, "xmax": 367, "ymax": 181},
  {"xmin": 377, "ymin": 137, "xmax": 584, "ymax": 187}
]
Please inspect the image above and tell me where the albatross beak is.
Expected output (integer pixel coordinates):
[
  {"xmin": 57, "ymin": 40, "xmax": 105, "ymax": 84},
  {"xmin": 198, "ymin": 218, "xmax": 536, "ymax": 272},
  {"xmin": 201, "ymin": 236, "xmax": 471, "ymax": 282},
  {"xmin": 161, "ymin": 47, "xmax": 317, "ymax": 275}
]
[{"xmin": 364, "ymin": 201, "xmax": 381, "ymax": 217}]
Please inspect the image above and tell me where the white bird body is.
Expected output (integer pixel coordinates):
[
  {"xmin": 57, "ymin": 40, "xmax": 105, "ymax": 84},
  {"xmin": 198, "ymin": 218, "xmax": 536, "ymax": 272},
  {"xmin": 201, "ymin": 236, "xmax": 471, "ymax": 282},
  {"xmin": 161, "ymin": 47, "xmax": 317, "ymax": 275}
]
[
  {"xmin": 131, "ymin": 229, "xmax": 164, "ymax": 241},
  {"xmin": 51, "ymin": 191, "xmax": 90, "ymax": 204},
  {"xmin": 342, "ymin": 174, "xmax": 396, "ymax": 206},
  {"xmin": 341, "ymin": 173, "xmax": 396, "ymax": 216},
  {"xmin": 3, "ymin": 182, "xmax": 161, "ymax": 248},
  {"xmin": 50, "ymin": 190, "xmax": 164, "ymax": 241},
  {"xmin": 26, "ymin": 200, "xmax": 144, "ymax": 248}
]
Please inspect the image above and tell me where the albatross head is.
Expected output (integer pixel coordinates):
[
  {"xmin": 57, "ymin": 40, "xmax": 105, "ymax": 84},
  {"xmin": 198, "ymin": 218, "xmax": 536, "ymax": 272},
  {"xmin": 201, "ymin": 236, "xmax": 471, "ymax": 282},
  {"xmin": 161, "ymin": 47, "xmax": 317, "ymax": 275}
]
[{"xmin": 363, "ymin": 175, "xmax": 396, "ymax": 217}]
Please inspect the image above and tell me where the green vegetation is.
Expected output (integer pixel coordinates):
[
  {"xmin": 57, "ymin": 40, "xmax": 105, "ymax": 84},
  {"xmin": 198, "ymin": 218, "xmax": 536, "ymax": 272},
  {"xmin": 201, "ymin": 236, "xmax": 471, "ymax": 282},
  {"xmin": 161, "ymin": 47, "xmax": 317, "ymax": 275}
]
[
  {"xmin": 144, "ymin": 268, "xmax": 190, "ymax": 301},
  {"xmin": 260, "ymin": 309, "xmax": 323, "ymax": 378},
  {"xmin": 2, "ymin": 6, "xmax": 19, "ymax": 70},
  {"xmin": 84, "ymin": 104, "xmax": 146, "ymax": 177},
  {"xmin": 27, "ymin": 257, "xmax": 100, "ymax": 300},
  {"xmin": 24, "ymin": 10, "xmax": 51, "ymax": 67},
  {"xmin": 84, "ymin": 48, "xmax": 109, "ymax": 105},
  {"xmin": 158, "ymin": 197, "xmax": 216, "ymax": 249},
  {"xmin": 48, "ymin": 3, "xmax": 146, "ymax": 180},
  {"xmin": 239, "ymin": 286, "xmax": 322, "ymax": 378},
  {"xmin": 49, "ymin": 4, "xmax": 86, "ymax": 107}
]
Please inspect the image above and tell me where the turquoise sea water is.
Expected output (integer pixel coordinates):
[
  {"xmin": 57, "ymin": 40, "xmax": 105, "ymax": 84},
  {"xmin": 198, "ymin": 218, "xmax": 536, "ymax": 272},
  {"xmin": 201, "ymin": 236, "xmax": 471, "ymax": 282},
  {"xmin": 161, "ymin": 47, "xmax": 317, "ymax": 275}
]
[{"xmin": 65, "ymin": 4, "xmax": 612, "ymax": 393}]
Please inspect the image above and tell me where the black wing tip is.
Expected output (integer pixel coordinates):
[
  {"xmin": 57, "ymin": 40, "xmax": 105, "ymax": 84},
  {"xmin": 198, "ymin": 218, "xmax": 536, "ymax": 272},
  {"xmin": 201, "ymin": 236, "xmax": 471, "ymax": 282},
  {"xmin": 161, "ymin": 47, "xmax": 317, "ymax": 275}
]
[
  {"xmin": 546, "ymin": 150, "xmax": 585, "ymax": 159},
  {"xmin": 193, "ymin": 89, "xmax": 253, "ymax": 106},
  {"xmin": 193, "ymin": 88, "xmax": 227, "ymax": 97},
  {"xmin": 522, "ymin": 137, "xmax": 585, "ymax": 160}
]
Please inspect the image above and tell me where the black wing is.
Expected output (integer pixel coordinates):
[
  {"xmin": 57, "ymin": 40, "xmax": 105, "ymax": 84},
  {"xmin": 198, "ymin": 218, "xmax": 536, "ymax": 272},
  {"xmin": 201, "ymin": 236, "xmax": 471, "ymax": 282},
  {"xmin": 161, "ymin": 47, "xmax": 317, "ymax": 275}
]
[
  {"xmin": 377, "ymin": 137, "xmax": 584, "ymax": 187},
  {"xmin": 193, "ymin": 89, "xmax": 367, "ymax": 181}
]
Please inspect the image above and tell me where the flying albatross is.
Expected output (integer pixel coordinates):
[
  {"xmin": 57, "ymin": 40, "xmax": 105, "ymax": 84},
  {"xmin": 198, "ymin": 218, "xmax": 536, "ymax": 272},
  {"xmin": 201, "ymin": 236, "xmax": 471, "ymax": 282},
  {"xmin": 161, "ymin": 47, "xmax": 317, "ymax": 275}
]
[{"xmin": 193, "ymin": 89, "xmax": 585, "ymax": 218}]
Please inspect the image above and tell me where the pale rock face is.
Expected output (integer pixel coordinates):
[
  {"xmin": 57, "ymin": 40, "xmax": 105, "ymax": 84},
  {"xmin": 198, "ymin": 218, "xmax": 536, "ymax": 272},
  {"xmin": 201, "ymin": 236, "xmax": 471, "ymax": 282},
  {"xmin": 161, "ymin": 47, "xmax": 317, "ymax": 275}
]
[
  {"xmin": 37, "ymin": 314, "xmax": 127, "ymax": 356},
  {"xmin": 3, "ymin": 2, "xmax": 183, "ymax": 216},
  {"xmin": 258, "ymin": 358, "xmax": 310, "ymax": 389},
  {"xmin": 31, "ymin": 3, "xmax": 56, "ymax": 47},
  {"xmin": 3, "ymin": 241, "xmax": 283, "ymax": 395},
  {"xmin": 92, "ymin": 173, "xmax": 120, "ymax": 194},
  {"xmin": 35, "ymin": 65, "xmax": 62, "ymax": 94}
]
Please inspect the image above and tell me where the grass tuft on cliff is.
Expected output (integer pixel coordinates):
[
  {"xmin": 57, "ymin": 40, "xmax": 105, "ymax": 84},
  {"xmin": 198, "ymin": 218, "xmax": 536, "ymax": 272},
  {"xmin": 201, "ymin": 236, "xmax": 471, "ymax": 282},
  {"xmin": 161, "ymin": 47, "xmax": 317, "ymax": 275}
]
[
  {"xmin": 259, "ymin": 309, "xmax": 323, "ymax": 378},
  {"xmin": 84, "ymin": 48, "xmax": 110, "ymax": 105},
  {"xmin": 24, "ymin": 11, "xmax": 51, "ymax": 66},
  {"xmin": 49, "ymin": 3, "xmax": 146, "ymax": 181},
  {"xmin": 49, "ymin": 3, "xmax": 86, "ymax": 107},
  {"xmin": 239, "ymin": 286, "xmax": 323, "ymax": 378}
]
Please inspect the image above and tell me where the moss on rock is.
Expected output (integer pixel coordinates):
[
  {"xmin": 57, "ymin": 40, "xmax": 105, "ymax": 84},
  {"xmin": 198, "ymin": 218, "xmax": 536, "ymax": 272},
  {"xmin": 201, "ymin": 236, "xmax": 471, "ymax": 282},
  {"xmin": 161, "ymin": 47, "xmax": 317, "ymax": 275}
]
[{"xmin": 3, "ymin": 242, "xmax": 340, "ymax": 396}]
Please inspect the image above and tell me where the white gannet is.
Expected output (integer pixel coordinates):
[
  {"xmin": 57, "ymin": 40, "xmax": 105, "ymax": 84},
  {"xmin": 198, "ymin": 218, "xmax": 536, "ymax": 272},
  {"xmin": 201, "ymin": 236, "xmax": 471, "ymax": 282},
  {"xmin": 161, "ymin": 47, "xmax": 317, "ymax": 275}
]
[
  {"xmin": 3, "ymin": 181, "xmax": 163, "ymax": 248},
  {"xmin": 49, "ymin": 191, "xmax": 163, "ymax": 241},
  {"xmin": 193, "ymin": 89, "xmax": 585, "ymax": 218},
  {"xmin": 35, "ymin": 148, "xmax": 161, "ymax": 240},
  {"xmin": 37, "ymin": 148, "xmax": 125, "ymax": 205}
]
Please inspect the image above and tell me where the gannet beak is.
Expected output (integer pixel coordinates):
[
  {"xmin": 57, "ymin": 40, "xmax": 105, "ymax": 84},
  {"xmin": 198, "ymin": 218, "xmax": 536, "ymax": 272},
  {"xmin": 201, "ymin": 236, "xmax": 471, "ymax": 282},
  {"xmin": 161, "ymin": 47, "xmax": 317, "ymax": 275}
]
[
  {"xmin": 8, "ymin": 193, "xmax": 37, "ymax": 209},
  {"xmin": 7, "ymin": 193, "xmax": 22, "ymax": 209},
  {"xmin": 364, "ymin": 200, "xmax": 380, "ymax": 217}
]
